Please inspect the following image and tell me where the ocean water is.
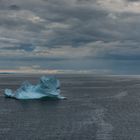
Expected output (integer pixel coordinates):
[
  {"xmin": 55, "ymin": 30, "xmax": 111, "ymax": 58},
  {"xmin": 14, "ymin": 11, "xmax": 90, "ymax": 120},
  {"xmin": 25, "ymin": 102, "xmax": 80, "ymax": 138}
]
[{"xmin": 0, "ymin": 74, "xmax": 140, "ymax": 140}]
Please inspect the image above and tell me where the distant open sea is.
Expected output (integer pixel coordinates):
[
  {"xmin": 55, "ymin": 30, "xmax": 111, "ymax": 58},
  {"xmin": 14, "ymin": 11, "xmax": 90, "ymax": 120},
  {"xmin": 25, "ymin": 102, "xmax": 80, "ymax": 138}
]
[{"xmin": 0, "ymin": 74, "xmax": 140, "ymax": 140}]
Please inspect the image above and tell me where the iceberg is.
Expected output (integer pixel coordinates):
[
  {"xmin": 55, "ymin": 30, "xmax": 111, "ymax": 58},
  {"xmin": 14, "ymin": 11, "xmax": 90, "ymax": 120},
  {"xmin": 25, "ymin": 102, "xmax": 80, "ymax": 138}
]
[{"xmin": 4, "ymin": 76, "xmax": 66, "ymax": 100}]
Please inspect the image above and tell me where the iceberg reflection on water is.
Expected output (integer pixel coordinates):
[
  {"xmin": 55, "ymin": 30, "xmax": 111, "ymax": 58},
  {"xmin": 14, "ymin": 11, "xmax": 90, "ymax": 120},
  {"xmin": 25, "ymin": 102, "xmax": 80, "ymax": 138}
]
[{"xmin": 4, "ymin": 76, "xmax": 66, "ymax": 100}]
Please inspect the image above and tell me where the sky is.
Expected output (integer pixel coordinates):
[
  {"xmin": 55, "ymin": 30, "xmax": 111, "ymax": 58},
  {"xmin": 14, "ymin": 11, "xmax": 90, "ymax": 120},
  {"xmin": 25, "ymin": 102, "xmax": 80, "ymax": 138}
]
[{"xmin": 0, "ymin": 0, "xmax": 140, "ymax": 74}]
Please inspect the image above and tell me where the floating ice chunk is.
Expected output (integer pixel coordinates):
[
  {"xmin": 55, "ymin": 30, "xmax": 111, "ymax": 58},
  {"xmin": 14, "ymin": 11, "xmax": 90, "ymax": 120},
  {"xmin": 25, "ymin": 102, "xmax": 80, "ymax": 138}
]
[{"xmin": 4, "ymin": 76, "xmax": 66, "ymax": 100}]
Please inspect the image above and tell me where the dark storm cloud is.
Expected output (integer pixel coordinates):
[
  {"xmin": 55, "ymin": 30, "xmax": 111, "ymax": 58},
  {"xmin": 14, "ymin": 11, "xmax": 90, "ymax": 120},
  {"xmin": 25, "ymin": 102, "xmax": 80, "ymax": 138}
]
[
  {"xmin": 0, "ymin": 0, "xmax": 140, "ymax": 74},
  {"xmin": 9, "ymin": 5, "xmax": 20, "ymax": 10}
]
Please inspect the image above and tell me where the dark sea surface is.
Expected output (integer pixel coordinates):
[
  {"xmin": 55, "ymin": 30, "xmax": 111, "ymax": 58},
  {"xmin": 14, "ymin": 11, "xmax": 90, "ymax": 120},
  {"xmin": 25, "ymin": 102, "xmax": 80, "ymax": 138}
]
[{"xmin": 0, "ymin": 74, "xmax": 140, "ymax": 140}]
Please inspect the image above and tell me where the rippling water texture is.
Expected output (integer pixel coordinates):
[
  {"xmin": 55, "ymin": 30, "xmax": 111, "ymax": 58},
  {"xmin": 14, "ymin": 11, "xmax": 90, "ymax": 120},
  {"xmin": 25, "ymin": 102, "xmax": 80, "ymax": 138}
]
[{"xmin": 0, "ymin": 74, "xmax": 140, "ymax": 140}]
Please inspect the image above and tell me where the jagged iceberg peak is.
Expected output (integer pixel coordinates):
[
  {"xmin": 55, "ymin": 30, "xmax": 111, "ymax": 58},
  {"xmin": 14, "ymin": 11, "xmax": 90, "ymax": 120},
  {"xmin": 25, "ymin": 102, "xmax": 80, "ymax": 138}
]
[{"xmin": 4, "ymin": 76, "xmax": 66, "ymax": 100}]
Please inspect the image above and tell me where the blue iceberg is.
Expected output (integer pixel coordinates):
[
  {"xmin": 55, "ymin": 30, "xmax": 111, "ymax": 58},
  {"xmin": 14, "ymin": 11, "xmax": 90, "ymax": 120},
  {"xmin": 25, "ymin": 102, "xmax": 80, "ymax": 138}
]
[{"xmin": 4, "ymin": 76, "xmax": 66, "ymax": 100}]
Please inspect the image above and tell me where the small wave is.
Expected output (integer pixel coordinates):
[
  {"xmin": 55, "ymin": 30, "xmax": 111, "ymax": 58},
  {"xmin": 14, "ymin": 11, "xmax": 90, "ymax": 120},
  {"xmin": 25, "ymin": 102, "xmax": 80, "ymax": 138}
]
[{"xmin": 113, "ymin": 91, "xmax": 128, "ymax": 99}]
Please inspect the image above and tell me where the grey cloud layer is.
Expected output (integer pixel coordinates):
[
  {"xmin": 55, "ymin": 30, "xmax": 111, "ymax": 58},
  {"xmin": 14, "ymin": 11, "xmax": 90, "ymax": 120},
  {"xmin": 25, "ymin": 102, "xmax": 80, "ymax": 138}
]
[{"xmin": 0, "ymin": 0, "xmax": 140, "ymax": 74}]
